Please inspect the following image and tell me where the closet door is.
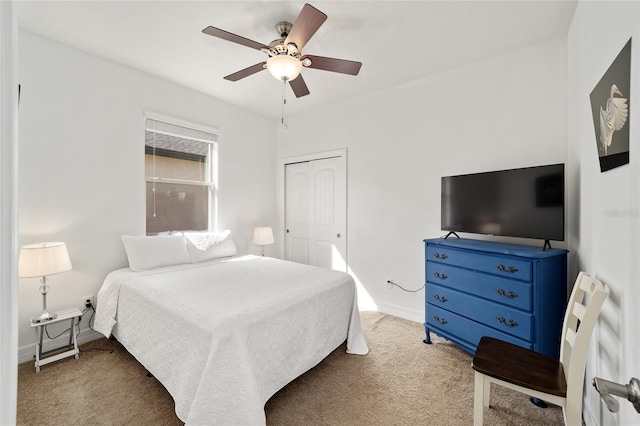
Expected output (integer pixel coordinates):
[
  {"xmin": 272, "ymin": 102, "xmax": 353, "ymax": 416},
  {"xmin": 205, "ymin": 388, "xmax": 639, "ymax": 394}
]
[
  {"xmin": 285, "ymin": 162, "xmax": 310, "ymax": 265},
  {"xmin": 285, "ymin": 155, "xmax": 346, "ymax": 272}
]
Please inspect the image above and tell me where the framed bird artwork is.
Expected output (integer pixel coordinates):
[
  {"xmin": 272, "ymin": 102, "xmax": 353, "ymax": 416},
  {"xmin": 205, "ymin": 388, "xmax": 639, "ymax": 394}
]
[{"xmin": 590, "ymin": 38, "xmax": 631, "ymax": 173}]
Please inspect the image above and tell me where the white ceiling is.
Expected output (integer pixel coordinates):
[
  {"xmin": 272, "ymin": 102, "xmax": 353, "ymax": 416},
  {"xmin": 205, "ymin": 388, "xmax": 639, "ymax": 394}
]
[{"xmin": 17, "ymin": 1, "xmax": 578, "ymax": 120}]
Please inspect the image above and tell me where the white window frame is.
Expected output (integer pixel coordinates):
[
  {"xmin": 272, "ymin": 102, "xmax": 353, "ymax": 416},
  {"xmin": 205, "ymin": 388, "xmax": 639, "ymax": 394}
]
[{"xmin": 144, "ymin": 111, "xmax": 219, "ymax": 233}]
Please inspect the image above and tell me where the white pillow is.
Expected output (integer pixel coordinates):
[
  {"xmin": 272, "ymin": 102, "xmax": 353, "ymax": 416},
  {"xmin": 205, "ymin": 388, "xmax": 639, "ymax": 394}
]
[
  {"xmin": 184, "ymin": 230, "xmax": 237, "ymax": 263},
  {"xmin": 121, "ymin": 234, "xmax": 190, "ymax": 271}
]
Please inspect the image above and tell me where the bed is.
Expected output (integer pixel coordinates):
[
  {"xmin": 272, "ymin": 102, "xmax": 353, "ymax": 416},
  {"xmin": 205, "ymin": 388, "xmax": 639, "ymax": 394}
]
[{"xmin": 93, "ymin": 237, "xmax": 368, "ymax": 426}]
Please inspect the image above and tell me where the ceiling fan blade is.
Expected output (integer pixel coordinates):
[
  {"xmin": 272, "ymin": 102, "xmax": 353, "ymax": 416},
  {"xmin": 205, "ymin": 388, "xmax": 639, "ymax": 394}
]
[
  {"xmin": 302, "ymin": 55, "xmax": 362, "ymax": 75},
  {"xmin": 223, "ymin": 62, "xmax": 267, "ymax": 82},
  {"xmin": 202, "ymin": 26, "xmax": 268, "ymax": 51},
  {"xmin": 289, "ymin": 74, "xmax": 310, "ymax": 98},
  {"xmin": 284, "ymin": 4, "xmax": 327, "ymax": 52}
]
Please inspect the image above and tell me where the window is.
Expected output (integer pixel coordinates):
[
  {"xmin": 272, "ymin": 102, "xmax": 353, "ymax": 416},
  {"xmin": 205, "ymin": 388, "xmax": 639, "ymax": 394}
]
[{"xmin": 144, "ymin": 115, "xmax": 218, "ymax": 235}]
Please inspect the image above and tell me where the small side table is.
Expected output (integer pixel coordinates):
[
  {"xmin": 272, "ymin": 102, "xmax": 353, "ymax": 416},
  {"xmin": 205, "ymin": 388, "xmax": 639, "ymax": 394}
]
[{"xmin": 30, "ymin": 307, "xmax": 82, "ymax": 372}]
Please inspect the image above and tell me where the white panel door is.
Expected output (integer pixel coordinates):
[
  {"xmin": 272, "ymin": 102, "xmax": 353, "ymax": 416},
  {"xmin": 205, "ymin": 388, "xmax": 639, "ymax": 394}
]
[
  {"xmin": 285, "ymin": 162, "xmax": 310, "ymax": 265},
  {"xmin": 285, "ymin": 155, "xmax": 347, "ymax": 272}
]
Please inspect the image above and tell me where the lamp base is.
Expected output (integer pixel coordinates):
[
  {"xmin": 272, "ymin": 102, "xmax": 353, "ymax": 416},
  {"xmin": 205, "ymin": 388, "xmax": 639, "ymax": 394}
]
[{"xmin": 31, "ymin": 309, "xmax": 57, "ymax": 324}]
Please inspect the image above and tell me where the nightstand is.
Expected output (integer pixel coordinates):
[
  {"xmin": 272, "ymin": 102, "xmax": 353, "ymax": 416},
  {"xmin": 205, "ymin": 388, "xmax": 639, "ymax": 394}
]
[{"xmin": 30, "ymin": 307, "xmax": 83, "ymax": 372}]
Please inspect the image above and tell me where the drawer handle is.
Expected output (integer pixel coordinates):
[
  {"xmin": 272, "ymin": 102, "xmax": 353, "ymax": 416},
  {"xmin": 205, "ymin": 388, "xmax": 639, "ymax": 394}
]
[
  {"xmin": 497, "ymin": 316, "xmax": 519, "ymax": 327},
  {"xmin": 433, "ymin": 294, "xmax": 448, "ymax": 303},
  {"xmin": 496, "ymin": 288, "xmax": 519, "ymax": 298},
  {"xmin": 433, "ymin": 252, "xmax": 448, "ymax": 260},
  {"xmin": 433, "ymin": 315, "xmax": 448, "ymax": 325},
  {"xmin": 433, "ymin": 272, "xmax": 448, "ymax": 280},
  {"xmin": 496, "ymin": 264, "xmax": 519, "ymax": 274}
]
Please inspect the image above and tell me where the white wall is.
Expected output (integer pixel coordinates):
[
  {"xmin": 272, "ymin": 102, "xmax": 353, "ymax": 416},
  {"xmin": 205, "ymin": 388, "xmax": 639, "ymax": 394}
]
[
  {"xmin": 278, "ymin": 39, "xmax": 568, "ymax": 322},
  {"xmin": 17, "ymin": 31, "xmax": 277, "ymax": 356},
  {"xmin": 567, "ymin": 2, "xmax": 639, "ymax": 425}
]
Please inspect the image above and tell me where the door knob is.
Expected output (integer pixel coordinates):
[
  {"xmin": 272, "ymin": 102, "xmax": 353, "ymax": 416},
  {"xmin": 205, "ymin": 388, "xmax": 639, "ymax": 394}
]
[
  {"xmin": 337, "ymin": 233, "xmax": 341, "ymax": 238},
  {"xmin": 593, "ymin": 377, "xmax": 640, "ymax": 413}
]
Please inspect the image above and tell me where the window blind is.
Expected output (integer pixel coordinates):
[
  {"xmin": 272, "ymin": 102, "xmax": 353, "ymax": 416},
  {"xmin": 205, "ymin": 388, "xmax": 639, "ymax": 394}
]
[{"xmin": 145, "ymin": 118, "xmax": 219, "ymax": 143}]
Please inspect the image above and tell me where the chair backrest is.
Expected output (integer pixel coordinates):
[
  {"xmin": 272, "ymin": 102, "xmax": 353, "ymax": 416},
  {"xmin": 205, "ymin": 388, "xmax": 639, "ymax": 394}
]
[{"xmin": 560, "ymin": 271, "xmax": 608, "ymax": 409}]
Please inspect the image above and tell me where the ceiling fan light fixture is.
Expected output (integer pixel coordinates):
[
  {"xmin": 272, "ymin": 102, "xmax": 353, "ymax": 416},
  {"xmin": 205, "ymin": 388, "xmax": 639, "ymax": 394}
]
[
  {"xmin": 204, "ymin": 3, "xmax": 360, "ymax": 97},
  {"xmin": 267, "ymin": 55, "xmax": 302, "ymax": 81}
]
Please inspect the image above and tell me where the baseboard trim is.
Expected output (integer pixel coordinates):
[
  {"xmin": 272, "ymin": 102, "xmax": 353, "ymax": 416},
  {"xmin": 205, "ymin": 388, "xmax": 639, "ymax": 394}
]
[
  {"xmin": 374, "ymin": 302, "xmax": 424, "ymax": 324},
  {"xmin": 18, "ymin": 328, "xmax": 104, "ymax": 365}
]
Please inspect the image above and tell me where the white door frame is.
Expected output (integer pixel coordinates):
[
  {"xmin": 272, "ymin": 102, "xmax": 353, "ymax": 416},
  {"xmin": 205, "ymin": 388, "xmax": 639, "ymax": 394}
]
[
  {"xmin": 277, "ymin": 148, "xmax": 347, "ymax": 264},
  {"xmin": 0, "ymin": 2, "xmax": 19, "ymax": 424}
]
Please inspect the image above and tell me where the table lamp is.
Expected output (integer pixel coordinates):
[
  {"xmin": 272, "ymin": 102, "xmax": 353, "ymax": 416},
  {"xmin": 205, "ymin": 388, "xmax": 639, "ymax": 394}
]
[
  {"xmin": 19, "ymin": 242, "xmax": 72, "ymax": 323},
  {"xmin": 252, "ymin": 227, "xmax": 274, "ymax": 256}
]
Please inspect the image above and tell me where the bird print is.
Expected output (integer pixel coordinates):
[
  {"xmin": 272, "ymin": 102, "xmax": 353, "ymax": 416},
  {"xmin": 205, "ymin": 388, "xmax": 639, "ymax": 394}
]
[{"xmin": 599, "ymin": 84, "xmax": 628, "ymax": 155}]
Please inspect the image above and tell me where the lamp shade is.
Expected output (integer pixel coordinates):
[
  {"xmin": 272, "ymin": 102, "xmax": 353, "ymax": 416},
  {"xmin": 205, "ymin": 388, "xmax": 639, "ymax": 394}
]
[
  {"xmin": 267, "ymin": 55, "xmax": 302, "ymax": 81},
  {"xmin": 252, "ymin": 227, "xmax": 274, "ymax": 246},
  {"xmin": 19, "ymin": 242, "xmax": 72, "ymax": 278}
]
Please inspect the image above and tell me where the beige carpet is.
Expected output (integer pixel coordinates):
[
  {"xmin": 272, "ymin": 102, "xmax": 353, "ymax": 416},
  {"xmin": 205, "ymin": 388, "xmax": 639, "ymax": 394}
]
[{"xmin": 17, "ymin": 312, "xmax": 563, "ymax": 425}]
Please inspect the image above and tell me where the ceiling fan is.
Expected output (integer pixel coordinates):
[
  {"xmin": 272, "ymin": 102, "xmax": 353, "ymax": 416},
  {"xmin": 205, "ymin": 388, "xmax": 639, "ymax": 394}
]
[{"xmin": 202, "ymin": 3, "xmax": 362, "ymax": 98}]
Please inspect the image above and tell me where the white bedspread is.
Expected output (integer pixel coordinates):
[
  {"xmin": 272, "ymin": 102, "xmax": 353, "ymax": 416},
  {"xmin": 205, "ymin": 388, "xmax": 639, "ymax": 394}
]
[{"xmin": 93, "ymin": 255, "xmax": 368, "ymax": 425}]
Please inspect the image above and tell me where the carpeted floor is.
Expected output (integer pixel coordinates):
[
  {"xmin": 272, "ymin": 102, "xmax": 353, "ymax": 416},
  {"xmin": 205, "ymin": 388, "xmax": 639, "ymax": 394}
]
[{"xmin": 17, "ymin": 311, "xmax": 563, "ymax": 425}]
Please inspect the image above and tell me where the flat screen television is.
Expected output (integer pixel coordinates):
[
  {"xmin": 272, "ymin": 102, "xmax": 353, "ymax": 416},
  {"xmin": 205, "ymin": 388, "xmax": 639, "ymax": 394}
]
[{"xmin": 441, "ymin": 163, "xmax": 565, "ymax": 245}]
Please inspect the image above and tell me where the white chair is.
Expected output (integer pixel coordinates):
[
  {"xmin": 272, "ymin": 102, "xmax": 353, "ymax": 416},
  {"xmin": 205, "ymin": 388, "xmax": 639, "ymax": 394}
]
[{"xmin": 472, "ymin": 271, "xmax": 608, "ymax": 425}]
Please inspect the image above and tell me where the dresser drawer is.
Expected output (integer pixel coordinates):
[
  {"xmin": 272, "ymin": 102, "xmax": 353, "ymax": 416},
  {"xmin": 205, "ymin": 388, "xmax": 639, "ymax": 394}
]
[
  {"xmin": 426, "ymin": 245, "xmax": 532, "ymax": 282},
  {"xmin": 426, "ymin": 262, "xmax": 532, "ymax": 311},
  {"xmin": 426, "ymin": 304, "xmax": 532, "ymax": 351},
  {"xmin": 427, "ymin": 284, "xmax": 533, "ymax": 341}
]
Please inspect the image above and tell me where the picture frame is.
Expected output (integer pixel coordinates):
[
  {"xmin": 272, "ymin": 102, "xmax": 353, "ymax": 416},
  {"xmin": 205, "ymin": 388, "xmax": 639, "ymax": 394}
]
[{"xmin": 589, "ymin": 38, "xmax": 631, "ymax": 173}]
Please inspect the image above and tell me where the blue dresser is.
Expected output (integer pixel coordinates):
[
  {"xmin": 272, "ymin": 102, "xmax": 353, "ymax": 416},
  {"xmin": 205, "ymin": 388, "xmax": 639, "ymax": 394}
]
[{"xmin": 424, "ymin": 238, "xmax": 568, "ymax": 359}]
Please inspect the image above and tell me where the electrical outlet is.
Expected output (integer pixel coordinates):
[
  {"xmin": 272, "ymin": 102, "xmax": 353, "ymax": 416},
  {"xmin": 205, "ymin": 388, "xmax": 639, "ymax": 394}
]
[
  {"xmin": 386, "ymin": 279, "xmax": 394, "ymax": 290},
  {"xmin": 83, "ymin": 295, "xmax": 94, "ymax": 309}
]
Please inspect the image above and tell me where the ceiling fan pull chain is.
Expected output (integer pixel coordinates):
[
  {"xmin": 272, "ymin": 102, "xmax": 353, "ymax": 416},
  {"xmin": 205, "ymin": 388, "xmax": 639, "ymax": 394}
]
[
  {"xmin": 281, "ymin": 78, "xmax": 288, "ymax": 131},
  {"xmin": 152, "ymin": 131, "xmax": 157, "ymax": 218}
]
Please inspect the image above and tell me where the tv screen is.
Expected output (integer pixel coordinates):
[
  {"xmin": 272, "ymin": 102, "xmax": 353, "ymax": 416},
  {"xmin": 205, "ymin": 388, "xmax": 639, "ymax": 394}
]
[{"xmin": 441, "ymin": 163, "xmax": 565, "ymax": 241}]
